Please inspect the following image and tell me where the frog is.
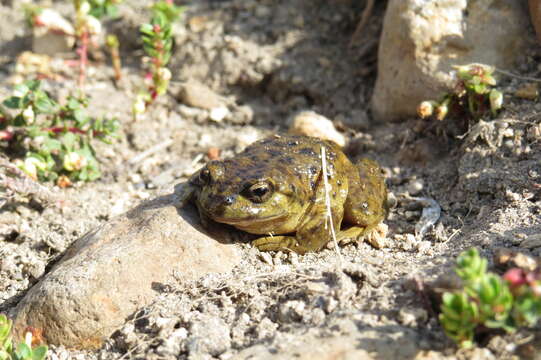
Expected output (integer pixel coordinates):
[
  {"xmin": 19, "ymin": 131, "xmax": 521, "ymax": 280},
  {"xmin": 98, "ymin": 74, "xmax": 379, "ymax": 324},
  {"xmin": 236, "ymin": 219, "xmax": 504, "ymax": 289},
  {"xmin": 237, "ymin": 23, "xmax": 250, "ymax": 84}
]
[{"xmin": 178, "ymin": 134, "xmax": 388, "ymax": 254}]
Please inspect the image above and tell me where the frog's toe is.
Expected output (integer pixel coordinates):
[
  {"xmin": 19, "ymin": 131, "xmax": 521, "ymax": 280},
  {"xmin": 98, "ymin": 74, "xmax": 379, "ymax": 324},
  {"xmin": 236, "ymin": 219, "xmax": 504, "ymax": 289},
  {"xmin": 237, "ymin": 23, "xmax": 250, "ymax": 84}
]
[
  {"xmin": 364, "ymin": 222, "xmax": 388, "ymax": 249},
  {"xmin": 336, "ymin": 223, "xmax": 388, "ymax": 249}
]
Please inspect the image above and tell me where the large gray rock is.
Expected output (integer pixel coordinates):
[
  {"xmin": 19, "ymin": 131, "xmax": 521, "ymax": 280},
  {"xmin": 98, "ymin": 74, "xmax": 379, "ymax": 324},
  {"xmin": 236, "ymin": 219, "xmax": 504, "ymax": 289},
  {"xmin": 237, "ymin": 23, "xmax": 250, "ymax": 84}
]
[
  {"xmin": 372, "ymin": 0, "xmax": 530, "ymax": 122},
  {"xmin": 11, "ymin": 185, "xmax": 242, "ymax": 349}
]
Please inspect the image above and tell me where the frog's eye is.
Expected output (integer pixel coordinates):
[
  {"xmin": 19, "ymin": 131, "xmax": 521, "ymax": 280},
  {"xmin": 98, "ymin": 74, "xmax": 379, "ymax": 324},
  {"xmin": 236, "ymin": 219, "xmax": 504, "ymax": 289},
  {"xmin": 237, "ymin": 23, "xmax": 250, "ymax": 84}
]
[
  {"xmin": 193, "ymin": 168, "xmax": 211, "ymax": 186},
  {"xmin": 245, "ymin": 181, "xmax": 273, "ymax": 203}
]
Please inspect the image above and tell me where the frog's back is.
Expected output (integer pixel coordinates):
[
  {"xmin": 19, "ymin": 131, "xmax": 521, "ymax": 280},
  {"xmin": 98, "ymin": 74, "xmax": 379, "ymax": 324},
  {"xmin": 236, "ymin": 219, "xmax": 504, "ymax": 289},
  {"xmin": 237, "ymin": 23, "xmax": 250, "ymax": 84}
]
[{"xmin": 234, "ymin": 135, "xmax": 347, "ymax": 192}]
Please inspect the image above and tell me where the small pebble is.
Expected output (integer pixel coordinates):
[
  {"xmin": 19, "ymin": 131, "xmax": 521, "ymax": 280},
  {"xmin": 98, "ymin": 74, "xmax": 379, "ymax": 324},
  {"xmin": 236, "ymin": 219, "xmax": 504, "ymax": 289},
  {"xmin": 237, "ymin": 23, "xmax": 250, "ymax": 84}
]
[
  {"xmin": 288, "ymin": 110, "xmax": 345, "ymax": 147},
  {"xmin": 520, "ymin": 233, "xmax": 541, "ymax": 249},
  {"xmin": 209, "ymin": 106, "xmax": 230, "ymax": 122},
  {"xmin": 514, "ymin": 82, "xmax": 539, "ymax": 100},
  {"xmin": 407, "ymin": 180, "xmax": 423, "ymax": 196},
  {"xmin": 398, "ymin": 307, "xmax": 428, "ymax": 327},
  {"xmin": 207, "ymin": 147, "xmax": 221, "ymax": 160}
]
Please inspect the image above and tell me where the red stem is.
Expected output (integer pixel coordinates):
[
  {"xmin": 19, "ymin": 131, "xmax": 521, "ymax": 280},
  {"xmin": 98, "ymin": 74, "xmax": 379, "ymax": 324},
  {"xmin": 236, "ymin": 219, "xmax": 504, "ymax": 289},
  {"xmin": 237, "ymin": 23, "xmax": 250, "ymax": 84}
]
[
  {"xmin": 78, "ymin": 30, "xmax": 89, "ymax": 88},
  {"xmin": 44, "ymin": 127, "xmax": 104, "ymax": 137}
]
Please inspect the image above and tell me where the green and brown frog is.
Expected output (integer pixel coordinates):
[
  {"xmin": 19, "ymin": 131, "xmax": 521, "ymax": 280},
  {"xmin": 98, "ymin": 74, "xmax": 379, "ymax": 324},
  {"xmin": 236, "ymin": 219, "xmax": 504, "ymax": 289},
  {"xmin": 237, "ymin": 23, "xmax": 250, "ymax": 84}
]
[{"xmin": 178, "ymin": 134, "xmax": 388, "ymax": 254}]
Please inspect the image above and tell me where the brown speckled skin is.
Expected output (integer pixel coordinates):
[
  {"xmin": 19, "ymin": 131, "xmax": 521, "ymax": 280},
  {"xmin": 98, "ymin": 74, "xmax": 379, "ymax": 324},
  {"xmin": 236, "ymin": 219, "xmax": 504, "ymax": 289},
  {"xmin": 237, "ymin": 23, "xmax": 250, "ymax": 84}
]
[{"xmin": 179, "ymin": 135, "xmax": 388, "ymax": 254}]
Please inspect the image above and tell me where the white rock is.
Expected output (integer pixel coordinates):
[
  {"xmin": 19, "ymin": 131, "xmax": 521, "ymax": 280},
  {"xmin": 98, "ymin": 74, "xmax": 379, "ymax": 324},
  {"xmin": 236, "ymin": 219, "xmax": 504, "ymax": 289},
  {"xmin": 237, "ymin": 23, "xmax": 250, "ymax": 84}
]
[
  {"xmin": 32, "ymin": 9, "xmax": 75, "ymax": 55},
  {"xmin": 372, "ymin": 0, "xmax": 529, "ymax": 122},
  {"xmin": 288, "ymin": 110, "xmax": 346, "ymax": 147},
  {"xmin": 209, "ymin": 106, "xmax": 230, "ymax": 122}
]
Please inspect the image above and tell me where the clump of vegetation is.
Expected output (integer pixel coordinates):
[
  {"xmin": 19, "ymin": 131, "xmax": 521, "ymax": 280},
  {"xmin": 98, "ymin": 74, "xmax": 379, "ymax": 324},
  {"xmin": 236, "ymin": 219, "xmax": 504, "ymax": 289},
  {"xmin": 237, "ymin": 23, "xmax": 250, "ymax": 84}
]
[
  {"xmin": 0, "ymin": 80, "xmax": 118, "ymax": 186},
  {"xmin": 418, "ymin": 63, "xmax": 503, "ymax": 122},
  {"xmin": 133, "ymin": 0, "xmax": 184, "ymax": 117},
  {"xmin": 26, "ymin": 1, "xmax": 123, "ymax": 87},
  {"xmin": 440, "ymin": 248, "xmax": 541, "ymax": 348},
  {"xmin": 0, "ymin": 314, "xmax": 47, "ymax": 360}
]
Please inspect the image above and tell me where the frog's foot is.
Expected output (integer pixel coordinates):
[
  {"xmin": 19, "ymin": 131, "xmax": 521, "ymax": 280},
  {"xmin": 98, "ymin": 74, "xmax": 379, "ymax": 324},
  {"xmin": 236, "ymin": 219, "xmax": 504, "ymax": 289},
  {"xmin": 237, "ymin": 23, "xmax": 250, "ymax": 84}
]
[
  {"xmin": 253, "ymin": 236, "xmax": 311, "ymax": 254},
  {"xmin": 336, "ymin": 222, "xmax": 388, "ymax": 249},
  {"xmin": 364, "ymin": 222, "xmax": 388, "ymax": 249}
]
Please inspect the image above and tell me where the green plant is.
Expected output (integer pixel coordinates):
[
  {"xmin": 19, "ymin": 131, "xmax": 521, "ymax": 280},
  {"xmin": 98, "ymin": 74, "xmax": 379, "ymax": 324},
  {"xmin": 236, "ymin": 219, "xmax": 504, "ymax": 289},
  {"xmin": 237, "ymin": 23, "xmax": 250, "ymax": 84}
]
[
  {"xmin": 0, "ymin": 314, "xmax": 47, "ymax": 360},
  {"xmin": 87, "ymin": 0, "xmax": 123, "ymax": 19},
  {"xmin": 0, "ymin": 80, "xmax": 118, "ymax": 185},
  {"xmin": 418, "ymin": 63, "xmax": 503, "ymax": 121},
  {"xmin": 25, "ymin": 1, "xmax": 122, "ymax": 88},
  {"xmin": 440, "ymin": 248, "xmax": 541, "ymax": 348},
  {"xmin": 133, "ymin": 0, "xmax": 184, "ymax": 117}
]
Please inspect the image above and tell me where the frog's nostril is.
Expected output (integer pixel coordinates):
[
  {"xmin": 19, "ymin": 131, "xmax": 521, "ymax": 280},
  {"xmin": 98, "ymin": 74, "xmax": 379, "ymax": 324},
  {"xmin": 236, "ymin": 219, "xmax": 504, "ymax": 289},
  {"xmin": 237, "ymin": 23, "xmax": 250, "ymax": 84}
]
[{"xmin": 224, "ymin": 195, "xmax": 235, "ymax": 205}]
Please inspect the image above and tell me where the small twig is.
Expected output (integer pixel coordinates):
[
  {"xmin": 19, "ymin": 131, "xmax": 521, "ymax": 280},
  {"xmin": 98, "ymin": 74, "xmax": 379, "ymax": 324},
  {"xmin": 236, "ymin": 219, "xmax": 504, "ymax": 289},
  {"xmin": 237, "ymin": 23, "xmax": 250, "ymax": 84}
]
[
  {"xmin": 106, "ymin": 35, "xmax": 122, "ymax": 82},
  {"xmin": 128, "ymin": 138, "xmax": 174, "ymax": 165},
  {"xmin": 321, "ymin": 146, "xmax": 343, "ymax": 266},
  {"xmin": 349, "ymin": 0, "xmax": 375, "ymax": 48},
  {"xmin": 495, "ymin": 68, "xmax": 541, "ymax": 83},
  {"xmin": 0, "ymin": 157, "xmax": 60, "ymax": 206}
]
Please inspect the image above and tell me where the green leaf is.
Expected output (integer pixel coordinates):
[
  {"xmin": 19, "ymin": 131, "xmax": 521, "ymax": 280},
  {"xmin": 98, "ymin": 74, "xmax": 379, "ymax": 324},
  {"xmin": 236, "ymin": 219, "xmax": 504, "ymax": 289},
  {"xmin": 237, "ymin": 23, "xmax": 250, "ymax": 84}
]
[
  {"xmin": 13, "ymin": 114, "xmax": 25, "ymax": 126},
  {"xmin": 61, "ymin": 132, "xmax": 78, "ymax": 151},
  {"xmin": 73, "ymin": 109, "xmax": 88, "ymax": 125},
  {"xmin": 140, "ymin": 23, "xmax": 154, "ymax": 36},
  {"xmin": 13, "ymin": 83, "xmax": 30, "ymax": 96},
  {"xmin": 3, "ymin": 96, "xmax": 22, "ymax": 109},
  {"xmin": 26, "ymin": 80, "xmax": 41, "ymax": 91},
  {"xmin": 67, "ymin": 97, "xmax": 81, "ymax": 110},
  {"xmin": 31, "ymin": 346, "xmax": 47, "ymax": 360},
  {"xmin": 143, "ymin": 46, "xmax": 158, "ymax": 58},
  {"xmin": 15, "ymin": 342, "xmax": 32, "ymax": 360},
  {"xmin": 34, "ymin": 96, "xmax": 57, "ymax": 114},
  {"xmin": 42, "ymin": 138, "xmax": 62, "ymax": 153}
]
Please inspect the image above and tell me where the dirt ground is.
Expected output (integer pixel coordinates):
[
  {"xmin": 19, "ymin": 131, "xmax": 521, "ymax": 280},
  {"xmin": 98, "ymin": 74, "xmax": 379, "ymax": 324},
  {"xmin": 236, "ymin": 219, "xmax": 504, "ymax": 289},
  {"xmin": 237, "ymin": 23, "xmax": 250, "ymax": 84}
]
[{"xmin": 1, "ymin": 0, "xmax": 541, "ymax": 359}]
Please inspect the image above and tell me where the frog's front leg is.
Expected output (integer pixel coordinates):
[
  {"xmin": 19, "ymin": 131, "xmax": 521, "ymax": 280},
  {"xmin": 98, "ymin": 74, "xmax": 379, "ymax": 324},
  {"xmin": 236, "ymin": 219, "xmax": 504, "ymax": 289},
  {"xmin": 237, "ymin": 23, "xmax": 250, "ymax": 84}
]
[
  {"xmin": 253, "ymin": 234, "xmax": 327, "ymax": 255},
  {"xmin": 175, "ymin": 182, "xmax": 196, "ymax": 208},
  {"xmin": 253, "ymin": 235, "xmax": 300, "ymax": 253}
]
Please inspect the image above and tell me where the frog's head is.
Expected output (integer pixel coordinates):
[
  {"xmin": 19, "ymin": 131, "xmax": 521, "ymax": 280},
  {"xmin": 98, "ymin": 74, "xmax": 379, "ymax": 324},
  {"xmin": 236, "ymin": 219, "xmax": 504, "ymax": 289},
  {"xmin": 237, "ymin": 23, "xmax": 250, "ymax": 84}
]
[{"xmin": 190, "ymin": 160, "xmax": 306, "ymax": 234}]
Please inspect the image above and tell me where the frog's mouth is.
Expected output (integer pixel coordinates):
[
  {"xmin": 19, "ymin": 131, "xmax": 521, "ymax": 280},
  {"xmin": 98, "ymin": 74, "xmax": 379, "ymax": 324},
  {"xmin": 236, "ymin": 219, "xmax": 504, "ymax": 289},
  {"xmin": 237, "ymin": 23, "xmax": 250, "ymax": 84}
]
[{"xmin": 211, "ymin": 212, "xmax": 288, "ymax": 227}]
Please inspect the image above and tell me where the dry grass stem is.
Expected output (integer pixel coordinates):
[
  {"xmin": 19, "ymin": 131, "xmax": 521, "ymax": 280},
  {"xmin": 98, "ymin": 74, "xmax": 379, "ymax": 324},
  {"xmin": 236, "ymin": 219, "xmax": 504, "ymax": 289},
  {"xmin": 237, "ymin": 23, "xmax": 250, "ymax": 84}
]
[
  {"xmin": 321, "ymin": 146, "xmax": 343, "ymax": 266},
  {"xmin": 349, "ymin": 0, "xmax": 375, "ymax": 48}
]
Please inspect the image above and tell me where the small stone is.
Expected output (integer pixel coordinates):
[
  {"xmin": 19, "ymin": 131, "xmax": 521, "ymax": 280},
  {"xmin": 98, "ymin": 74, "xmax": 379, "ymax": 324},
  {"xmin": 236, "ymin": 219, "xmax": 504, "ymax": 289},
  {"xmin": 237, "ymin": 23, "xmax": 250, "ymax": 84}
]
[
  {"xmin": 404, "ymin": 210, "xmax": 419, "ymax": 221},
  {"xmin": 515, "ymin": 83, "xmax": 539, "ymax": 100},
  {"xmin": 407, "ymin": 180, "xmax": 423, "ymax": 195},
  {"xmin": 177, "ymin": 80, "xmax": 226, "ymax": 110},
  {"xmin": 527, "ymin": 123, "xmax": 541, "ymax": 141},
  {"xmin": 207, "ymin": 147, "xmax": 221, "ymax": 160},
  {"xmin": 178, "ymin": 104, "xmax": 204, "ymax": 119},
  {"xmin": 209, "ymin": 106, "xmax": 230, "ymax": 122},
  {"xmin": 32, "ymin": 9, "xmax": 75, "ymax": 55},
  {"xmin": 255, "ymin": 318, "xmax": 277, "ymax": 340},
  {"xmin": 398, "ymin": 307, "xmax": 428, "ymax": 327},
  {"xmin": 157, "ymin": 327, "xmax": 188, "ymax": 356},
  {"xmin": 259, "ymin": 252, "xmax": 273, "ymax": 265},
  {"xmin": 189, "ymin": 317, "xmax": 231, "ymax": 357},
  {"xmin": 520, "ymin": 234, "xmax": 541, "ymax": 249},
  {"xmin": 188, "ymin": 15, "xmax": 208, "ymax": 32},
  {"xmin": 278, "ymin": 300, "xmax": 305, "ymax": 323},
  {"xmin": 288, "ymin": 110, "xmax": 346, "ymax": 147},
  {"xmin": 254, "ymin": 5, "xmax": 271, "ymax": 17},
  {"xmin": 416, "ymin": 240, "xmax": 432, "ymax": 253}
]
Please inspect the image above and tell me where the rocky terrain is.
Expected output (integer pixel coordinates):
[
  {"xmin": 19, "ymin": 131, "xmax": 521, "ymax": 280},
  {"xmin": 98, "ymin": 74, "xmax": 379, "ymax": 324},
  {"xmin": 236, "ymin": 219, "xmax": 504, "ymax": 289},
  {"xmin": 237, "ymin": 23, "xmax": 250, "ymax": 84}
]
[{"xmin": 0, "ymin": 0, "xmax": 540, "ymax": 359}]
